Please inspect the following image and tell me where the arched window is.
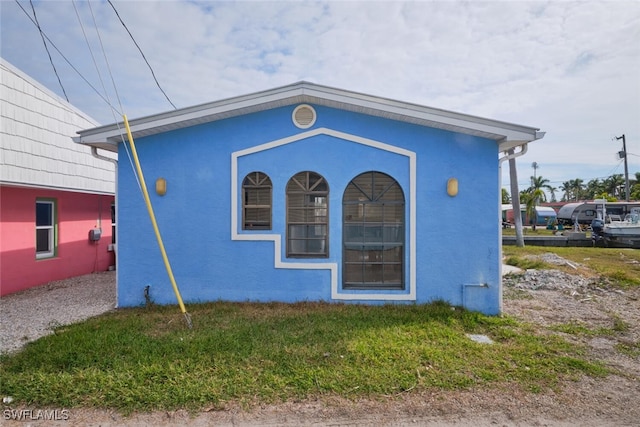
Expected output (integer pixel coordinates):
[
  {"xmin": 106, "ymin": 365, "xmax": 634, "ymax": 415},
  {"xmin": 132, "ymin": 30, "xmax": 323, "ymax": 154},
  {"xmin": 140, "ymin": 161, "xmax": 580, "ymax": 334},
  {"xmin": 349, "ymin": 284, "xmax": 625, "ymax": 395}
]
[
  {"xmin": 242, "ymin": 172, "xmax": 272, "ymax": 230},
  {"xmin": 343, "ymin": 172, "xmax": 404, "ymax": 289},
  {"xmin": 286, "ymin": 171, "xmax": 329, "ymax": 257}
]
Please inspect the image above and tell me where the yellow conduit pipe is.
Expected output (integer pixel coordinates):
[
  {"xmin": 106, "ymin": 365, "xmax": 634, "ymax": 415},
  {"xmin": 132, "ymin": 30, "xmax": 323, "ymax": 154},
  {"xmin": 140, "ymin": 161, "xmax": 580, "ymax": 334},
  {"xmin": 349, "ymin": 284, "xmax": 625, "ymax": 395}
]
[{"xmin": 123, "ymin": 115, "xmax": 192, "ymax": 328}]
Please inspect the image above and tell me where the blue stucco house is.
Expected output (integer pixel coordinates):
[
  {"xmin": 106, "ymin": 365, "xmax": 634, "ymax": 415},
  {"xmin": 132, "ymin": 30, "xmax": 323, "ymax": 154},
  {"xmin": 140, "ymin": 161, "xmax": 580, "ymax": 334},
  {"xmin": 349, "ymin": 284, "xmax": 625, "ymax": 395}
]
[{"xmin": 76, "ymin": 82, "xmax": 543, "ymax": 315}]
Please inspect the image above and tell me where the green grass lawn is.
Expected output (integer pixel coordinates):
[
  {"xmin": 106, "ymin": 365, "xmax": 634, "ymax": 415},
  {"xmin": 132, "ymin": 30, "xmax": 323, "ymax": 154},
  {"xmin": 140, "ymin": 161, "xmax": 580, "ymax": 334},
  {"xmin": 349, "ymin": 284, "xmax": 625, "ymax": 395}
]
[{"xmin": 1, "ymin": 298, "xmax": 607, "ymax": 413}]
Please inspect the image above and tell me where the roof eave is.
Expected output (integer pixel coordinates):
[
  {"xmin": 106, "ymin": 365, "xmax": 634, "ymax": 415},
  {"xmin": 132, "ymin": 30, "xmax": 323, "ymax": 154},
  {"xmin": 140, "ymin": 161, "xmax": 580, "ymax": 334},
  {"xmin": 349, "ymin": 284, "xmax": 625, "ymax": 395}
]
[{"xmin": 74, "ymin": 82, "xmax": 542, "ymax": 152}]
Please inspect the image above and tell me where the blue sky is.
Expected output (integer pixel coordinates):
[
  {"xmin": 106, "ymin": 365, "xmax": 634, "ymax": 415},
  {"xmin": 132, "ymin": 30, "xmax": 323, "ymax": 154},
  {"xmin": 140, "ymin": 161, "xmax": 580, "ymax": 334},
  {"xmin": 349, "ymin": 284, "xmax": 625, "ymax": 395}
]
[{"xmin": 1, "ymin": 0, "xmax": 639, "ymax": 196}]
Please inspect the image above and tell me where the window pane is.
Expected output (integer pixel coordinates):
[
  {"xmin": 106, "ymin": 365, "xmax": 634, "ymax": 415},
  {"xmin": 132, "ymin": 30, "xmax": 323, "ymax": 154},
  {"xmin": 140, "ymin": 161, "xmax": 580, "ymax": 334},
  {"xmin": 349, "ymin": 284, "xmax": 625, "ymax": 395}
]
[
  {"xmin": 308, "ymin": 225, "xmax": 326, "ymax": 238},
  {"xmin": 286, "ymin": 171, "xmax": 329, "ymax": 257},
  {"xmin": 246, "ymin": 207, "xmax": 270, "ymax": 222},
  {"xmin": 289, "ymin": 239, "xmax": 307, "ymax": 254},
  {"xmin": 36, "ymin": 202, "xmax": 52, "ymax": 226},
  {"xmin": 289, "ymin": 224, "xmax": 308, "ymax": 238},
  {"xmin": 111, "ymin": 203, "xmax": 116, "ymax": 244},
  {"xmin": 344, "ymin": 262, "xmax": 363, "ymax": 283},
  {"xmin": 288, "ymin": 208, "xmax": 308, "ymax": 224},
  {"xmin": 309, "ymin": 195, "xmax": 327, "ymax": 207},
  {"xmin": 288, "ymin": 193, "xmax": 306, "ymax": 208},
  {"xmin": 307, "ymin": 239, "xmax": 326, "ymax": 254},
  {"xmin": 244, "ymin": 207, "xmax": 271, "ymax": 229},
  {"xmin": 242, "ymin": 172, "xmax": 272, "ymax": 230},
  {"xmin": 363, "ymin": 263, "xmax": 383, "ymax": 283},
  {"xmin": 344, "ymin": 247, "xmax": 364, "ymax": 262},
  {"xmin": 383, "ymin": 264, "xmax": 403, "ymax": 283},
  {"xmin": 383, "ymin": 225, "xmax": 403, "ymax": 242},
  {"xmin": 383, "ymin": 246, "xmax": 403, "ymax": 263},
  {"xmin": 365, "ymin": 205, "xmax": 383, "ymax": 221},
  {"xmin": 343, "ymin": 204, "xmax": 361, "ymax": 220},
  {"xmin": 36, "ymin": 228, "xmax": 50, "ymax": 252},
  {"xmin": 384, "ymin": 204, "xmax": 403, "ymax": 221},
  {"xmin": 342, "ymin": 172, "xmax": 404, "ymax": 290},
  {"xmin": 343, "ymin": 225, "xmax": 364, "ymax": 243},
  {"xmin": 380, "ymin": 185, "xmax": 403, "ymax": 202}
]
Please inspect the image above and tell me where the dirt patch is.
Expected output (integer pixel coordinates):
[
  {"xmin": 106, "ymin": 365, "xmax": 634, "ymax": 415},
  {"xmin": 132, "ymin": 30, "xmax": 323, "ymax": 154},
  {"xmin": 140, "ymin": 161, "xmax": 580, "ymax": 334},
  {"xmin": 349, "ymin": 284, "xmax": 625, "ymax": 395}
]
[{"xmin": 2, "ymin": 256, "xmax": 639, "ymax": 426}]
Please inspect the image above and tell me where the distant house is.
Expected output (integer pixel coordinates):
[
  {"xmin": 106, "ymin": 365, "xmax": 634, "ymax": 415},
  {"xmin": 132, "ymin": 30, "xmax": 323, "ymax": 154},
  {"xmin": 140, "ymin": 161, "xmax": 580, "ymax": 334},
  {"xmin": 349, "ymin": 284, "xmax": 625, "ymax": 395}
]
[
  {"xmin": 0, "ymin": 58, "xmax": 116, "ymax": 296},
  {"xmin": 75, "ymin": 82, "xmax": 543, "ymax": 315},
  {"xmin": 502, "ymin": 205, "xmax": 557, "ymax": 226}
]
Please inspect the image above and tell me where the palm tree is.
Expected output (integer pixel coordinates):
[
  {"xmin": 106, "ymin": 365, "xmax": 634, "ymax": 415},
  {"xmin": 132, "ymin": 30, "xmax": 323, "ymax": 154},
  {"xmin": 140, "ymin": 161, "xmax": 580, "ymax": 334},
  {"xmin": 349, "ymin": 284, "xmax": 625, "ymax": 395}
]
[
  {"xmin": 519, "ymin": 176, "xmax": 551, "ymax": 231},
  {"xmin": 549, "ymin": 186, "xmax": 558, "ymax": 203},
  {"xmin": 522, "ymin": 186, "xmax": 547, "ymax": 231},
  {"xmin": 530, "ymin": 176, "xmax": 552, "ymax": 198},
  {"xmin": 501, "ymin": 188, "xmax": 511, "ymax": 204},
  {"xmin": 604, "ymin": 174, "xmax": 625, "ymax": 199},
  {"xmin": 631, "ymin": 172, "xmax": 640, "ymax": 201},
  {"xmin": 585, "ymin": 179, "xmax": 605, "ymax": 200},
  {"xmin": 560, "ymin": 181, "xmax": 572, "ymax": 202},
  {"xmin": 570, "ymin": 178, "xmax": 585, "ymax": 201}
]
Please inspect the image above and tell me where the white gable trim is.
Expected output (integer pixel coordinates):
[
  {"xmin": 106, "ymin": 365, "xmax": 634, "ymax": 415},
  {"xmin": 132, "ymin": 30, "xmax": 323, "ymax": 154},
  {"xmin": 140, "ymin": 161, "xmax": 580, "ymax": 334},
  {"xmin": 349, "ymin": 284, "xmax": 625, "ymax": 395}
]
[
  {"xmin": 231, "ymin": 127, "xmax": 417, "ymax": 301},
  {"xmin": 76, "ymin": 82, "xmax": 542, "ymax": 154}
]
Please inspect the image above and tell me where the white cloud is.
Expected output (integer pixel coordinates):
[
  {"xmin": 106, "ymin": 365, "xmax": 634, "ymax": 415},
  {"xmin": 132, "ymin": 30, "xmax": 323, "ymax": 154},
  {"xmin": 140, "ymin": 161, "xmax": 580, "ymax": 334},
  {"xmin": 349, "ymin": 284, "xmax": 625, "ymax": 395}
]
[{"xmin": 1, "ymin": 0, "xmax": 638, "ymax": 188}]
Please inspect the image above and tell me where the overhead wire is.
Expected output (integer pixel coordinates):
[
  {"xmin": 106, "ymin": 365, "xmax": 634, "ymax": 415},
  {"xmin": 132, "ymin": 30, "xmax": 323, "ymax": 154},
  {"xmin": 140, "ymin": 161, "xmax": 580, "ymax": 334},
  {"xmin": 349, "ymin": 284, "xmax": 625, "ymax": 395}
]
[
  {"xmin": 13, "ymin": 0, "xmax": 119, "ymax": 114},
  {"xmin": 106, "ymin": 0, "xmax": 177, "ymax": 110},
  {"xmin": 81, "ymin": 0, "xmax": 191, "ymax": 327},
  {"xmin": 75, "ymin": 0, "xmax": 142, "ymax": 193},
  {"xmin": 28, "ymin": 0, "xmax": 69, "ymax": 102},
  {"xmin": 72, "ymin": 0, "xmax": 116, "ymax": 115}
]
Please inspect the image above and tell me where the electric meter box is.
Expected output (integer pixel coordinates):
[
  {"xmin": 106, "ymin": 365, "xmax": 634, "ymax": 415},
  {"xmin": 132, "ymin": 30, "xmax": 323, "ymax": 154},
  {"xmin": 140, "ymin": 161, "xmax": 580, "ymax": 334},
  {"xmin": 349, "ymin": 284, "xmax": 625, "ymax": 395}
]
[{"xmin": 89, "ymin": 228, "xmax": 102, "ymax": 241}]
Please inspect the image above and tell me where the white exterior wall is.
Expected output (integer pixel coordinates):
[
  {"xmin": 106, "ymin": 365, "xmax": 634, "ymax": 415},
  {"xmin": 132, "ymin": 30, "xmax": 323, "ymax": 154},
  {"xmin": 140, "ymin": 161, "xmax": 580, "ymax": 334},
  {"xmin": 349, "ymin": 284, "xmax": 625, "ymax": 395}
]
[{"xmin": 0, "ymin": 58, "xmax": 115, "ymax": 194}]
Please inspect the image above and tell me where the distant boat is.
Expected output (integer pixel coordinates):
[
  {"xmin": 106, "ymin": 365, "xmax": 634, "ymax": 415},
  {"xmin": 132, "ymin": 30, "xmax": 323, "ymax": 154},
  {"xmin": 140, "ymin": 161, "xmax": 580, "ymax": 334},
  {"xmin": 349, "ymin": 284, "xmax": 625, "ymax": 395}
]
[
  {"xmin": 601, "ymin": 207, "xmax": 640, "ymax": 248},
  {"xmin": 591, "ymin": 200, "xmax": 640, "ymax": 249}
]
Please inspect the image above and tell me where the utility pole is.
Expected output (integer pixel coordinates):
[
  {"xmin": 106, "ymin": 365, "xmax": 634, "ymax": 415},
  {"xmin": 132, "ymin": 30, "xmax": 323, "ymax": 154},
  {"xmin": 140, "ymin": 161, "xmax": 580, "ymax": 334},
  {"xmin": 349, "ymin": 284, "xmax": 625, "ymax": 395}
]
[{"xmin": 615, "ymin": 134, "xmax": 630, "ymax": 202}]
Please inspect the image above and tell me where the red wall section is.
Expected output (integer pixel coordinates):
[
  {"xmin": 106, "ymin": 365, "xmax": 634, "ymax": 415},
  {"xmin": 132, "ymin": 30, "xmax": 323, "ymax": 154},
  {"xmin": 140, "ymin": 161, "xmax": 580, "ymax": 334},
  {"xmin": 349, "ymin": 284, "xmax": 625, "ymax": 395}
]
[{"xmin": 0, "ymin": 186, "xmax": 115, "ymax": 296}]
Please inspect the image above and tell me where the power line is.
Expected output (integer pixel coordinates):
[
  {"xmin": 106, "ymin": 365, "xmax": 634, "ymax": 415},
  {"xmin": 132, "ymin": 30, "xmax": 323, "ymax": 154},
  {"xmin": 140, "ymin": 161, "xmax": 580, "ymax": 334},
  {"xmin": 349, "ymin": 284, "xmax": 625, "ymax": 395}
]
[
  {"xmin": 28, "ymin": 0, "xmax": 69, "ymax": 102},
  {"xmin": 13, "ymin": 0, "xmax": 119, "ymax": 114},
  {"xmin": 106, "ymin": 0, "xmax": 177, "ymax": 110},
  {"xmin": 72, "ymin": 0, "xmax": 115, "ymax": 113}
]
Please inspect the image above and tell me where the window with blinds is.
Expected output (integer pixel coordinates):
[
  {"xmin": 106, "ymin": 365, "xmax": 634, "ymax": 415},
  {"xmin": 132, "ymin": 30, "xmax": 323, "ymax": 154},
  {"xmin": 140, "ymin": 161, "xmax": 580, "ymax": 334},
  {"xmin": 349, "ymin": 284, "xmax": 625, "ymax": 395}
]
[
  {"xmin": 286, "ymin": 171, "xmax": 329, "ymax": 257},
  {"xmin": 343, "ymin": 172, "xmax": 404, "ymax": 289},
  {"xmin": 242, "ymin": 172, "xmax": 272, "ymax": 230}
]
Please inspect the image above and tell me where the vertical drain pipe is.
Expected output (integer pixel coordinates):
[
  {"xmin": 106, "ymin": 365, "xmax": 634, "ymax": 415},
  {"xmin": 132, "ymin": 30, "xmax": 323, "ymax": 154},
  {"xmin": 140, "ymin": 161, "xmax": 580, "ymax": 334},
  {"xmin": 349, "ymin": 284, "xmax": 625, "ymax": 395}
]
[
  {"xmin": 91, "ymin": 147, "xmax": 119, "ymax": 305},
  {"xmin": 122, "ymin": 115, "xmax": 192, "ymax": 328}
]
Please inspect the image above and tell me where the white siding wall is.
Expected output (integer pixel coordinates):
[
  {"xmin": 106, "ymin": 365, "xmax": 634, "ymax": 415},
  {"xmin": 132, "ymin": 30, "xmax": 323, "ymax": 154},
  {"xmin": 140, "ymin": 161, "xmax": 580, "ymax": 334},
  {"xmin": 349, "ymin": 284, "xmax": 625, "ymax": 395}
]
[{"xmin": 0, "ymin": 59, "xmax": 115, "ymax": 194}]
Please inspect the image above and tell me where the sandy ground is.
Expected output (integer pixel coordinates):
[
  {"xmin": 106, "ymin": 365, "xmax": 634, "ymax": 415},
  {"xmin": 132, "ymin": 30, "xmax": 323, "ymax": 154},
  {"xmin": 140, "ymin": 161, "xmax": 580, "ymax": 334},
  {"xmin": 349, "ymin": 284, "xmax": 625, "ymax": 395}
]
[{"xmin": 1, "ymin": 255, "xmax": 639, "ymax": 426}]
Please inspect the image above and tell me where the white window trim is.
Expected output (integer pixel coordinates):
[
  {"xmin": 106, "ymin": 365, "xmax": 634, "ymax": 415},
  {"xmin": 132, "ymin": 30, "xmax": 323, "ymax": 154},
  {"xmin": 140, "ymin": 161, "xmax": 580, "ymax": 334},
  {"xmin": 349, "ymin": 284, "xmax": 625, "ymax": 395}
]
[
  {"xmin": 36, "ymin": 200, "xmax": 55, "ymax": 259},
  {"xmin": 231, "ymin": 127, "xmax": 416, "ymax": 301}
]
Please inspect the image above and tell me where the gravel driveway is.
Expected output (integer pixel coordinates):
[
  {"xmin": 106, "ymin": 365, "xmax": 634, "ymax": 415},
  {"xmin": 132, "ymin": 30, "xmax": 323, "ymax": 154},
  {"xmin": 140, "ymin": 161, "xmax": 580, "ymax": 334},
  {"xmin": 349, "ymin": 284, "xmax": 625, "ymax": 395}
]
[{"xmin": 0, "ymin": 271, "xmax": 116, "ymax": 354}]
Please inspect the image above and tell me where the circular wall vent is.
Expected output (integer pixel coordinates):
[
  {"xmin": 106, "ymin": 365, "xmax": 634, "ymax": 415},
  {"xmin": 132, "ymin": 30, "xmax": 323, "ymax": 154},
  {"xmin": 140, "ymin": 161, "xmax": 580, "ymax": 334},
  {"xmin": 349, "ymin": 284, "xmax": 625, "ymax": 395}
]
[{"xmin": 292, "ymin": 104, "xmax": 316, "ymax": 129}]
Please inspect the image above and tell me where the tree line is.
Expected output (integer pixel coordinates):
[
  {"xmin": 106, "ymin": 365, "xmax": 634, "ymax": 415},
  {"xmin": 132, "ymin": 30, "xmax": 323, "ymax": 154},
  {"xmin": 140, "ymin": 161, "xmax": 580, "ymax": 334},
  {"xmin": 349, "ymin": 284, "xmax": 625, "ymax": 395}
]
[
  {"xmin": 502, "ymin": 172, "xmax": 639, "ymax": 231},
  {"xmin": 503, "ymin": 172, "xmax": 640, "ymax": 205}
]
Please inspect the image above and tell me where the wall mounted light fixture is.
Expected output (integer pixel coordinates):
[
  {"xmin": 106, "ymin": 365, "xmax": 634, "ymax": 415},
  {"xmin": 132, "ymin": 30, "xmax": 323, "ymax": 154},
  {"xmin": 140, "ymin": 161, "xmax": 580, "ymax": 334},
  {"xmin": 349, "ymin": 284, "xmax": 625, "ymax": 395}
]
[
  {"xmin": 155, "ymin": 177, "xmax": 167, "ymax": 196},
  {"xmin": 447, "ymin": 177, "xmax": 458, "ymax": 197}
]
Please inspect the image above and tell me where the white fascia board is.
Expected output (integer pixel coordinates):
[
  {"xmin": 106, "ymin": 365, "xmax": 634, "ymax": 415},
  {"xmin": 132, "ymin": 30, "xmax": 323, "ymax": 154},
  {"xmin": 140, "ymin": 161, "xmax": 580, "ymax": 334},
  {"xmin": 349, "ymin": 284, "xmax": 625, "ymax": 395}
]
[
  {"xmin": 75, "ymin": 82, "xmax": 542, "ymax": 150},
  {"xmin": 297, "ymin": 85, "xmax": 540, "ymax": 141},
  {"xmin": 74, "ymin": 90, "xmax": 307, "ymax": 150},
  {"xmin": 1, "ymin": 180, "xmax": 115, "ymax": 196}
]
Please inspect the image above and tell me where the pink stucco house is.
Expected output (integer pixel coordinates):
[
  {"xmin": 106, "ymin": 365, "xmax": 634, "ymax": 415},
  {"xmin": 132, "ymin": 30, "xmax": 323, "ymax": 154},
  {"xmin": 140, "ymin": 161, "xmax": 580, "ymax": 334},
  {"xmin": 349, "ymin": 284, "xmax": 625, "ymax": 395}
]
[{"xmin": 1, "ymin": 58, "xmax": 116, "ymax": 296}]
